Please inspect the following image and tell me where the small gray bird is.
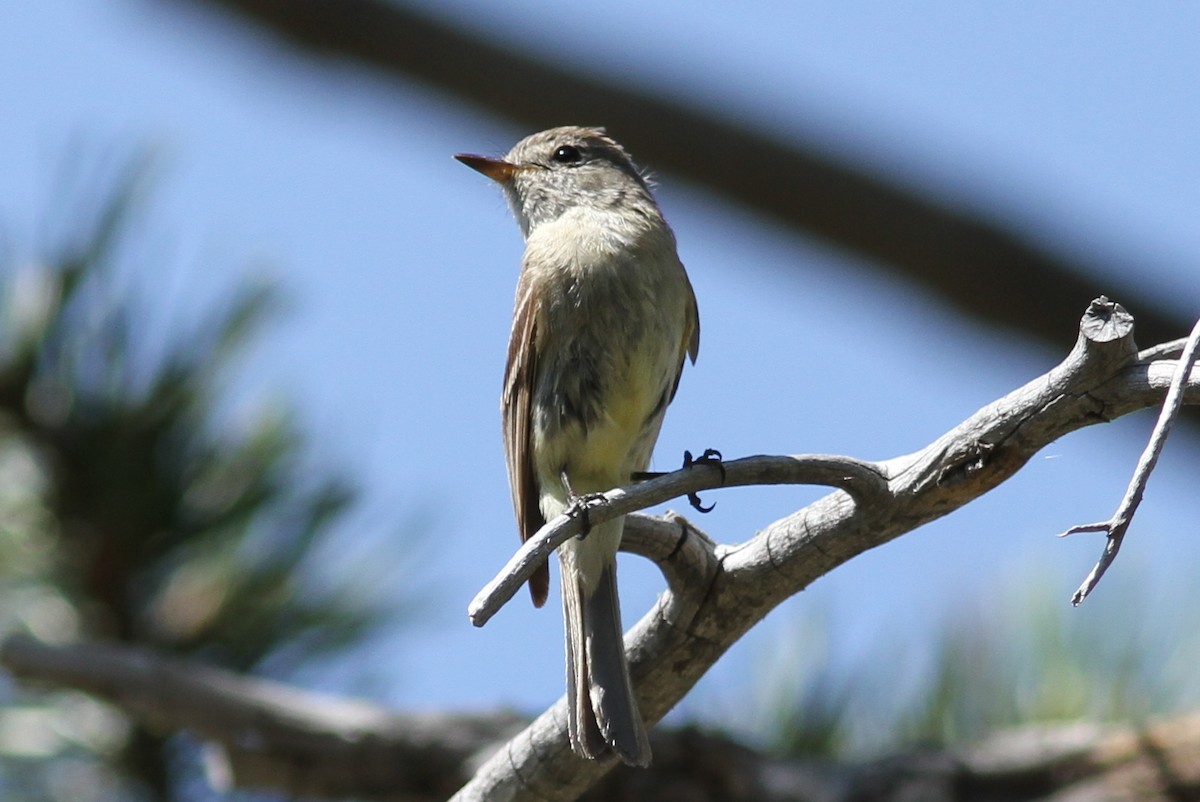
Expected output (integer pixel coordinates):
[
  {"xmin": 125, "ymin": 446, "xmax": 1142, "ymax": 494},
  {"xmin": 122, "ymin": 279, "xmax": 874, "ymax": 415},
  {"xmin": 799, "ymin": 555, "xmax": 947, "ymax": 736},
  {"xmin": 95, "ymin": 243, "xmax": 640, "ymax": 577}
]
[{"xmin": 456, "ymin": 127, "xmax": 699, "ymax": 766}]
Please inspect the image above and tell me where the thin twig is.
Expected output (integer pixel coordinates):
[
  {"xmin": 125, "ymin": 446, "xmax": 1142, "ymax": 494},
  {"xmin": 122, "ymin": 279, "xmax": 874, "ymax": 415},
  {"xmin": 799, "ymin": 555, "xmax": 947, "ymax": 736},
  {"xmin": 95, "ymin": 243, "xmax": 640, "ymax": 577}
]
[
  {"xmin": 467, "ymin": 453, "xmax": 887, "ymax": 627},
  {"xmin": 1063, "ymin": 315, "xmax": 1200, "ymax": 606},
  {"xmin": 1138, "ymin": 338, "xmax": 1189, "ymax": 361}
]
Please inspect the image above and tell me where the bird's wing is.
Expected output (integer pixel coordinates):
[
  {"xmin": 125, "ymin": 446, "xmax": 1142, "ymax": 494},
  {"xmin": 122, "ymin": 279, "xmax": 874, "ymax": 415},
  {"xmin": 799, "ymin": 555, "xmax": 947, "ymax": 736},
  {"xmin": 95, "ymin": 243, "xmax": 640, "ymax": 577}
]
[
  {"xmin": 670, "ymin": 263, "xmax": 701, "ymax": 403},
  {"xmin": 687, "ymin": 274, "xmax": 700, "ymax": 363},
  {"xmin": 501, "ymin": 271, "xmax": 550, "ymax": 607}
]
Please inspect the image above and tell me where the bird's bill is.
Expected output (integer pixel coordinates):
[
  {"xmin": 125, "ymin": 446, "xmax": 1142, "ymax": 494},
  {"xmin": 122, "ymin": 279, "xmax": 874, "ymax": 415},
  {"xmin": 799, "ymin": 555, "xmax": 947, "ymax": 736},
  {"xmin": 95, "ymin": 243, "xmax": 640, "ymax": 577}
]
[{"xmin": 454, "ymin": 153, "xmax": 518, "ymax": 183}]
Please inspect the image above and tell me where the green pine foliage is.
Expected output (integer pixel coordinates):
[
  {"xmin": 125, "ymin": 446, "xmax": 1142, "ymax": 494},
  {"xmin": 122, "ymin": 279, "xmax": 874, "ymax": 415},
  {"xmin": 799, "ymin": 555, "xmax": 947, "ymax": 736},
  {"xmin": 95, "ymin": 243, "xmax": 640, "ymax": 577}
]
[
  {"xmin": 762, "ymin": 576, "xmax": 1200, "ymax": 761},
  {"xmin": 0, "ymin": 155, "xmax": 404, "ymax": 801}
]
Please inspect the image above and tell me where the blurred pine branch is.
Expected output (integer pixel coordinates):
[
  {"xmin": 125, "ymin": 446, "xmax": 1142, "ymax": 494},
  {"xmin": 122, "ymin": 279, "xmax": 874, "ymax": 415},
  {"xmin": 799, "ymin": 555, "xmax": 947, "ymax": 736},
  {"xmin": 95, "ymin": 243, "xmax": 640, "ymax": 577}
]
[
  {"xmin": 761, "ymin": 575, "xmax": 1200, "ymax": 762},
  {"xmin": 177, "ymin": 0, "xmax": 1193, "ymax": 350},
  {"xmin": 0, "ymin": 151, "xmax": 408, "ymax": 801}
]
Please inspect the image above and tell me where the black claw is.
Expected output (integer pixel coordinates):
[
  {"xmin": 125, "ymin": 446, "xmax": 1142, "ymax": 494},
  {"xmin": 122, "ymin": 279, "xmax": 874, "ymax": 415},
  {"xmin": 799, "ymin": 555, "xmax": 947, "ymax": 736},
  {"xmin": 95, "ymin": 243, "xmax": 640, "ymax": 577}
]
[
  {"xmin": 688, "ymin": 492, "xmax": 715, "ymax": 513},
  {"xmin": 682, "ymin": 448, "xmax": 725, "ymax": 513}
]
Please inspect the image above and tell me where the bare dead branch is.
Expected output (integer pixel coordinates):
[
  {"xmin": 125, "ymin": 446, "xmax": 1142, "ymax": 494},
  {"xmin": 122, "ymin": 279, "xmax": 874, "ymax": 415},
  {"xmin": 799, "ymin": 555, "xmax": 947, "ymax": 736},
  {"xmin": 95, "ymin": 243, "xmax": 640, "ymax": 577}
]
[
  {"xmin": 1139, "ymin": 338, "xmax": 1190, "ymax": 361},
  {"xmin": 468, "ymin": 453, "xmax": 887, "ymax": 627},
  {"xmin": 1064, "ymin": 312, "xmax": 1200, "ymax": 605},
  {"xmin": 4, "ymin": 299, "xmax": 1198, "ymax": 801},
  {"xmin": 448, "ymin": 297, "xmax": 1200, "ymax": 802}
]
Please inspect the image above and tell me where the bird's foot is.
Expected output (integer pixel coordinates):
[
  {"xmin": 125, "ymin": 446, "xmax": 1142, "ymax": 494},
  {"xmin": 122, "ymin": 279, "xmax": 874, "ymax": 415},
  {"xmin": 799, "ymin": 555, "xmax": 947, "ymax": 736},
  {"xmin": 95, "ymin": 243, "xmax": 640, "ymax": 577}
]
[
  {"xmin": 682, "ymin": 448, "xmax": 725, "ymax": 513},
  {"xmin": 560, "ymin": 470, "xmax": 608, "ymax": 538},
  {"xmin": 565, "ymin": 492, "xmax": 608, "ymax": 537}
]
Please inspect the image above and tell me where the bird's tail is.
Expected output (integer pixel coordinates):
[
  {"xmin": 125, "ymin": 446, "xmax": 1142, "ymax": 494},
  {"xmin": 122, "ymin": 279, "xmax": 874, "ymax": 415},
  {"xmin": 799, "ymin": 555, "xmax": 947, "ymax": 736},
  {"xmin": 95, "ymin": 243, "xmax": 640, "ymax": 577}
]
[{"xmin": 560, "ymin": 530, "xmax": 652, "ymax": 766}]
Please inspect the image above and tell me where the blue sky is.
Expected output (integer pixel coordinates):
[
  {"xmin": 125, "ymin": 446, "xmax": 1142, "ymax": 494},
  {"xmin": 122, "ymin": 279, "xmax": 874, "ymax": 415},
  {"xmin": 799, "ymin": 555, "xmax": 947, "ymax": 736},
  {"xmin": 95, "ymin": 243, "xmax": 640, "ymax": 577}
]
[{"xmin": 2, "ymin": 0, "xmax": 1199, "ymax": 744}]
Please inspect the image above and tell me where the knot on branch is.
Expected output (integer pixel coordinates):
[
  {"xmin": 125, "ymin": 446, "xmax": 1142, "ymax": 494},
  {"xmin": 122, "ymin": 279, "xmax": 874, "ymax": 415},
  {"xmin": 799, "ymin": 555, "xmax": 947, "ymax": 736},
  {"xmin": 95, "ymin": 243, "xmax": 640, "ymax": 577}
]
[{"xmin": 935, "ymin": 440, "xmax": 996, "ymax": 488}]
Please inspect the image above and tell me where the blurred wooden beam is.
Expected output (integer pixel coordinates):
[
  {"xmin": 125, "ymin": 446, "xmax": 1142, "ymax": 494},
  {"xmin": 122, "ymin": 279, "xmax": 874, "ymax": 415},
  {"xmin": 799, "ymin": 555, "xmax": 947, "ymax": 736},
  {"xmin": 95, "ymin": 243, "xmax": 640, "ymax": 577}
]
[{"xmin": 166, "ymin": 0, "xmax": 1189, "ymax": 348}]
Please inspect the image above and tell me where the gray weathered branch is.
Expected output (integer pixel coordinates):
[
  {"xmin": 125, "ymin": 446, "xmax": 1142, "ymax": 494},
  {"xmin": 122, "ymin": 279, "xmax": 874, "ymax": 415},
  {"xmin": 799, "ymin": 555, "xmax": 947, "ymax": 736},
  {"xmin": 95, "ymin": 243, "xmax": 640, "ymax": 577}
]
[
  {"xmin": 452, "ymin": 297, "xmax": 1198, "ymax": 802},
  {"xmin": 1063, "ymin": 312, "xmax": 1200, "ymax": 604},
  {"xmin": 3, "ymin": 299, "xmax": 1198, "ymax": 801},
  {"xmin": 468, "ymin": 453, "xmax": 887, "ymax": 626}
]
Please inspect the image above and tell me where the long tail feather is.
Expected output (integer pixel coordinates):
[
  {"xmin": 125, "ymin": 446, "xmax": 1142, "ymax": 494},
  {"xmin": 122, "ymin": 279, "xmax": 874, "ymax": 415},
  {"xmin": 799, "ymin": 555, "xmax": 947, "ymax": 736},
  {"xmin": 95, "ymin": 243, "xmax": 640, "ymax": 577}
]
[{"xmin": 561, "ymin": 539, "xmax": 651, "ymax": 766}]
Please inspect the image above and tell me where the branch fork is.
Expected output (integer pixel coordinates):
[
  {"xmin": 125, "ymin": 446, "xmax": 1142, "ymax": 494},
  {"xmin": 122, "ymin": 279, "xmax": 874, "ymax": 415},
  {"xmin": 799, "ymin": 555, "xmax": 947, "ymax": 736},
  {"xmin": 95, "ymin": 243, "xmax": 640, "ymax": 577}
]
[
  {"xmin": 3, "ymin": 298, "xmax": 1198, "ymax": 802},
  {"xmin": 1061, "ymin": 312, "xmax": 1200, "ymax": 605}
]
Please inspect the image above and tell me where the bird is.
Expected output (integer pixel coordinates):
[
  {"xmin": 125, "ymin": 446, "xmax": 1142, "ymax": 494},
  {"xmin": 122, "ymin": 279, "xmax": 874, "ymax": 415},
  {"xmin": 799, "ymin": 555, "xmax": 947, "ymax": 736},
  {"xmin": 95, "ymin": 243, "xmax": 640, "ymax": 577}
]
[{"xmin": 456, "ymin": 126, "xmax": 699, "ymax": 766}]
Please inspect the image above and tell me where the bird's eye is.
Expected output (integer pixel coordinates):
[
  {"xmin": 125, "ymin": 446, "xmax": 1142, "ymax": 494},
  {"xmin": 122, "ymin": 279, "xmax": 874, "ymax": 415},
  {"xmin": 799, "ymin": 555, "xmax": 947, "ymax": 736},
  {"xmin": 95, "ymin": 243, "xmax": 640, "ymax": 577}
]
[{"xmin": 551, "ymin": 145, "xmax": 582, "ymax": 164}]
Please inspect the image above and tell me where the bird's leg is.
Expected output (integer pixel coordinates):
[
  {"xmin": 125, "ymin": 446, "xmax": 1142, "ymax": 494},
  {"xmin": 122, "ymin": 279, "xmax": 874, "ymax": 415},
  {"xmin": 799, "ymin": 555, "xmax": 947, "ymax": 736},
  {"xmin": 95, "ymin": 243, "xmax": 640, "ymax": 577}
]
[
  {"xmin": 682, "ymin": 449, "xmax": 725, "ymax": 513},
  {"xmin": 561, "ymin": 470, "xmax": 608, "ymax": 538}
]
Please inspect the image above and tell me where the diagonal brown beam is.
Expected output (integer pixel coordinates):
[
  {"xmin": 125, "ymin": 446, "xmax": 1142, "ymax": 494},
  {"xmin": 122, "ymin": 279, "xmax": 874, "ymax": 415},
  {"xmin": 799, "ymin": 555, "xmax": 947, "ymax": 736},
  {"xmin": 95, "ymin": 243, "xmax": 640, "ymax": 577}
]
[{"xmin": 167, "ymin": 0, "xmax": 1187, "ymax": 348}]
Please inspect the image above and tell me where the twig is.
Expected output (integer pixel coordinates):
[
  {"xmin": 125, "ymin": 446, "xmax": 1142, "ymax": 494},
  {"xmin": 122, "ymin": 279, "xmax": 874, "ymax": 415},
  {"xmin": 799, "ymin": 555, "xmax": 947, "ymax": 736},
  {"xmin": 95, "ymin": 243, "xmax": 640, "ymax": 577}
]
[
  {"xmin": 1062, "ymin": 314, "xmax": 1200, "ymax": 606},
  {"xmin": 1138, "ymin": 338, "xmax": 1189, "ymax": 361},
  {"xmin": 467, "ymin": 453, "xmax": 888, "ymax": 627}
]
